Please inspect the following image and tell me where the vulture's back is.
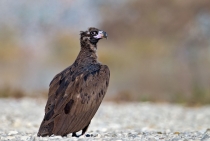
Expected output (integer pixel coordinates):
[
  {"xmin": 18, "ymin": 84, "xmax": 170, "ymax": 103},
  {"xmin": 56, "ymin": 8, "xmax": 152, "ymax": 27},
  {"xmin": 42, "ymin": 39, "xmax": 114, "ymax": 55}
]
[{"xmin": 37, "ymin": 63, "xmax": 110, "ymax": 136}]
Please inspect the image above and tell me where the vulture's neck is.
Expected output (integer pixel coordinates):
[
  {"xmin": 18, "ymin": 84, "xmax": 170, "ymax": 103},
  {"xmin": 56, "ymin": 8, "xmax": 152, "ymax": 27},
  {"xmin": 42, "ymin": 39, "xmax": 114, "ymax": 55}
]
[{"xmin": 75, "ymin": 42, "xmax": 98, "ymax": 65}]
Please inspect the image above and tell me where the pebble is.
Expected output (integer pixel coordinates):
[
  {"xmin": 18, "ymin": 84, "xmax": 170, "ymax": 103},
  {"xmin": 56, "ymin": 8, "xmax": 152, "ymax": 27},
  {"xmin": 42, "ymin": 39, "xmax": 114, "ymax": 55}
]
[
  {"xmin": 8, "ymin": 130, "xmax": 18, "ymax": 135},
  {"xmin": 0, "ymin": 98, "xmax": 210, "ymax": 140},
  {"xmin": 21, "ymin": 136, "xmax": 30, "ymax": 140}
]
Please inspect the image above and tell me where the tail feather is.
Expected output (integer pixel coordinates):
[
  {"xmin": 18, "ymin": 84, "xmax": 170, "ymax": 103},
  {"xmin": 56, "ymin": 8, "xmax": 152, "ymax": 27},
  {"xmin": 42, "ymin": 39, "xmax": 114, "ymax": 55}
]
[{"xmin": 37, "ymin": 121, "xmax": 54, "ymax": 137}]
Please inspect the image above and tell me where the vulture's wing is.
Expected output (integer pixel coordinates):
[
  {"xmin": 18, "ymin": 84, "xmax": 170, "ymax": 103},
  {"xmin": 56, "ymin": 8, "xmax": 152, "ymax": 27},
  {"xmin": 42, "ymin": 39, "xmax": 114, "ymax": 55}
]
[{"xmin": 37, "ymin": 64, "xmax": 110, "ymax": 136}]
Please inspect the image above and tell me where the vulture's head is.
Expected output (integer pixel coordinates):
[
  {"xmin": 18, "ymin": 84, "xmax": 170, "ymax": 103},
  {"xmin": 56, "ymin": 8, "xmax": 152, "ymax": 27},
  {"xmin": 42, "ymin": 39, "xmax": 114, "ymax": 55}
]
[{"xmin": 80, "ymin": 27, "xmax": 108, "ymax": 47}]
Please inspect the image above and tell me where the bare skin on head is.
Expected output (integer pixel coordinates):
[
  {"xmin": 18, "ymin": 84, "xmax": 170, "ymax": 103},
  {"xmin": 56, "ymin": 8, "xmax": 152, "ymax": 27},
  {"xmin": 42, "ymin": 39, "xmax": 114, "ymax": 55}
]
[{"xmin": 37, "ymin": 27, "xmax": 109, "ymax": 137}]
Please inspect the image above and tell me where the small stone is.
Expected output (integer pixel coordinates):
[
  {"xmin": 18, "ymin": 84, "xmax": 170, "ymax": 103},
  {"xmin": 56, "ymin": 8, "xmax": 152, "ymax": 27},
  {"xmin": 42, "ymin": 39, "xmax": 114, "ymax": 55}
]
[
  {"xmin": 201, "ymin": 135, "xmax": 210, "ymax": 141},
  {"xmin": 38, "ymin": 137, "xmax": 49, "ymax": 140},
  {"xmin": 21, "ymin": 136, "xmax": 29, "ymax": 140},
  {"xmin": 6, "ymin": 136, "xmax": 15, "ymax": 140},
  {"xmin": 112, "ymin": 133, "xmax": 117, "ymax": 137},
  {"xmin": 91, "ymin": 133, "xmax": 99, "ymax": 137},
  {"xmin": 13, "ymin": 119, "xmax": 21, "ymax": 127},
  {"xmin": 26, "ymin": 122, "xmax": 33, "ymax": 127},
  {"xmin": 79, "ymin": 135, "xmax": 85, "ymax": 138},
  {"xmin": 174, "ymin": 132, "xmax": 180, "ymax": 134},
  {"xmin": 50, "ymin": 135, "xmax": 62, "ymax": 139},
  {"xmin": 166, "ymin": 129, "xmax": 171, "ymax": 133},
  {"xmin": 128, "ymin": 133, "xmax": 137, "ymax": 138},
  {"xmin": 204, "ymin": 129, "xmax": 210, "ymax": 135},
  {"xmin": 147, "ymin": 137, "xmax": 157, "ymax": 141},
  {"xmin": 201, "ymin": 130, "xmax": 210, "ymax": 141},
  {"xmin": 101, "ymin": 128, "xmax": 107, "ymax": 132},
  {"xmin": 8, "ymin": 130, "xmax": 18, "ymax": 135}
]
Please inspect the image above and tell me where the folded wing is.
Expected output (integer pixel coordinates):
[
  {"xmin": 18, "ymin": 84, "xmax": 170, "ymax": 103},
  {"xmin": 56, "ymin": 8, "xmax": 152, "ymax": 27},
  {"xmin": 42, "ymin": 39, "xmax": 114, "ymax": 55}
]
[{"xmin": 37, "ymin": 64, "xmax": 110, "ymax": 136}]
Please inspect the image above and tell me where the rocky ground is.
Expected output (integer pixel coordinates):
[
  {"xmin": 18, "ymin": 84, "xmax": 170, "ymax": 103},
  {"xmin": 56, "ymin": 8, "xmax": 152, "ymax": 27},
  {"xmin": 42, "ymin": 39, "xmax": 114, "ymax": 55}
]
[{"xmin": 0, "ymin": 98, "xmax": 210, "ymax": 141}]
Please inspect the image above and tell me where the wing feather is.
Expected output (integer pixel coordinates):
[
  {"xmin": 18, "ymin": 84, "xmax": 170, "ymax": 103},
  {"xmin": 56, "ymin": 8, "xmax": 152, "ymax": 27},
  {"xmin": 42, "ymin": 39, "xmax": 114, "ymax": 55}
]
[{"xmin": 37, "ymin": 64, "xmax": 110, "ymax": 136}]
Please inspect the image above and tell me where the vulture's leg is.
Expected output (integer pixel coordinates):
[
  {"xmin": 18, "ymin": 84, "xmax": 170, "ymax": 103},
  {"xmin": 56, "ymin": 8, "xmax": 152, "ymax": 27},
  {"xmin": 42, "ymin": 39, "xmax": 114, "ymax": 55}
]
[
  {"xmin": 72, "ymin": 132, "xmax": 79, "ymax": 137},
  {"xmin": 72, "ymin": 122, "xmax": 91, "ymax": 137},
  {"xmin": 81, "ymin": 121, "xmax": 91, "ymax": 136}
]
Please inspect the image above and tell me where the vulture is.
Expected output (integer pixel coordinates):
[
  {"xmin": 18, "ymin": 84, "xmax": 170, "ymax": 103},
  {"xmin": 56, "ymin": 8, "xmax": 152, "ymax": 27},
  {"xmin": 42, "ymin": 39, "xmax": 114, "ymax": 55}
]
[{"xmin": 37, "ymin": 27, "xmax": 110, "ymax": 137}]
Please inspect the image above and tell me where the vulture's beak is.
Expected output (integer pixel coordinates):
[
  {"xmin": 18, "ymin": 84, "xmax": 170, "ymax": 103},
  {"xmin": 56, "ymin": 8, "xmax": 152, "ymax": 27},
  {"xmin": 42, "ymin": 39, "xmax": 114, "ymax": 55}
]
[
  {"xmin": 102, "ymin": 31, "xmax": 108, "ymax": 39},
  {"xmin": 94, "ymin": 31, "xmax": 108, "ymax": 39}
]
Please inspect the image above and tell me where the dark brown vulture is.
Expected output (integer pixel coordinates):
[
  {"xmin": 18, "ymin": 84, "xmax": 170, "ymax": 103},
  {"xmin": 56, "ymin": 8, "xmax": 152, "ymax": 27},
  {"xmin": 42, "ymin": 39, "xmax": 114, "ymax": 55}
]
[{"xmin": 37, "ymin": 27, "xmax": 110, "ymax": 137}]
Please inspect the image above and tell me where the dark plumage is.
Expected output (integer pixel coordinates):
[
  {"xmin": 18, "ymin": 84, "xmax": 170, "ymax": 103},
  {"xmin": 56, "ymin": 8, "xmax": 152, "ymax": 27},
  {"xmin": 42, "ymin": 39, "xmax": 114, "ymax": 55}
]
[{"xmin": 37, "ymin": 27, "xmax": 110, "ymax": 137}]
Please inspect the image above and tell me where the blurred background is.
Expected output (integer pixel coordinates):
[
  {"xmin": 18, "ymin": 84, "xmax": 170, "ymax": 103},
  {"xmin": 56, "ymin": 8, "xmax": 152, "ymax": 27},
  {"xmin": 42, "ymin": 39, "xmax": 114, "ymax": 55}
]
[{"xmin": 0, "ymin": 0, "xmax": 210, "ymax": 105}]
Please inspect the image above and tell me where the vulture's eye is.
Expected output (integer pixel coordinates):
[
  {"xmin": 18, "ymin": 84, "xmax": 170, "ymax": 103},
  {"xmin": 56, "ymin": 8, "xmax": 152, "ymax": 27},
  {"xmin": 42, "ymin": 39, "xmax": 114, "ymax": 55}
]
[{"xmin": 90, "ymin": 31, "xmax": 97, "ymax": 35}]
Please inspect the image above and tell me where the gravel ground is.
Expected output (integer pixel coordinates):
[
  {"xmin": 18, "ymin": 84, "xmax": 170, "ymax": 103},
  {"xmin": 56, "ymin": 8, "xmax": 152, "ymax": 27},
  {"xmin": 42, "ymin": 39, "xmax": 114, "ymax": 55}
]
[{"xmin": 0, "ymin": 98, "xmax": 210, "ymax": 141}]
